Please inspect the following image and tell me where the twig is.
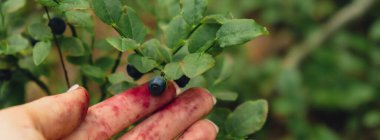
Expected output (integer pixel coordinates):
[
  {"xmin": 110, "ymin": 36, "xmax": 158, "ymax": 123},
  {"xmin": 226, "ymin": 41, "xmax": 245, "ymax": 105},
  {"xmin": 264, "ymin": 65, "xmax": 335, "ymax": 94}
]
[
  {"xmin": 44, "ymin": 6, "xmax": 71, "ymax": 88},
  {"xmin": 283, "ymin": 0, "xmax": 376, "ymax": 69},
  {"xmin": 99, "ymin": 51, "xmax": 122, "ymax": 101},
  {"xmin": 111, "ymin": 52, "xmax": 123, "ymax": 73},
  {"xmin": 18, "ymin": 68, "xmax": 51, "ymax": 95},
  {"xmin": 172, "ymin": 23, "xmax": 203, "ymax": 55},
  {"xmin": 68, "ymin": 24, "xmax": 78, "ymax": 37}
]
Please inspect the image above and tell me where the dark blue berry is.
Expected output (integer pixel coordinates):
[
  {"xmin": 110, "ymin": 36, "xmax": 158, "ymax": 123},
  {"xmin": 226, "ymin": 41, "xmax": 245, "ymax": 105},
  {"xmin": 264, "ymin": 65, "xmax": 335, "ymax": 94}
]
[
  {"xmin": 148, "ymin": 76, "xmax": 167, "ymax": 96},
  {"xmin": 0, "ymin": 69, "xmax": 12, "ymax": 81},
  {"xmin": 126, "ymin": 64, "xmax": 143, "ymax": 80},
  {"xmin": 174, "ymin": 75, "xmax": 190, "ymax": 88},
  {"xmin": 48, "ymin": 17, "xmax": 66, "ymax": 35}
]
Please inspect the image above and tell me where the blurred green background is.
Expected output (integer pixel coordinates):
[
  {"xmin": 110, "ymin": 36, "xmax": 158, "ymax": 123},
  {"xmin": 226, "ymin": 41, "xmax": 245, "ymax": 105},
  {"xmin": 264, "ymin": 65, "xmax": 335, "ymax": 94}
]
[
  {"xmin": 1, "ymin": 0, "xmax": 380, "ymax": 139},
  {"xmin": 201, "ymin": 0, "xmax": 380, "ymax": 139}
]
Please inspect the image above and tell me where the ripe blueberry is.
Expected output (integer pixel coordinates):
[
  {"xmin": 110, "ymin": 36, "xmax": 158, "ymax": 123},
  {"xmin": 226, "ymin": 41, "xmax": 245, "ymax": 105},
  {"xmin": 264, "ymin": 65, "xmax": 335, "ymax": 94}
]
[
  {"xmin": 0, "ymin": 69, "xmax": 12, "ymax": 81},
  {"xmin": 148, "ymin": 76, "xmax": 167, "ymax": 96},
  {"xmin": 48, "ymin": 17, "xmax": 66, "ymax": 35},
  {"xmin": 174, "ymin": 75, "xmax": 190, "ymax": 88},
  {"xmin": 126, "ymin": 64, "xmax": 143, "ymax": 80}
]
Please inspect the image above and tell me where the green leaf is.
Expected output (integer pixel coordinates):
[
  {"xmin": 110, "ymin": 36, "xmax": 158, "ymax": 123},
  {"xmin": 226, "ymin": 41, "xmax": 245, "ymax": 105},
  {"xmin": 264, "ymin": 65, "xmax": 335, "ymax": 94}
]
[
  {"xmin": 141, "ymin": 39, "xmax": 171, "ymax": 63},
  {"xmin": 33, "ymin": 41, "xmax": 52, "ymax": 65},
  {"xmin": 65, "ymin": 11, "xmax": 93, "ymax": 32},
  {"xmin": 188, "ymin": 24, "xmax": 220, "ymax": 53},
  {"xmin": 208, "ymin": 108, "xmax": 231, "ymax": 126},
  {"xmin": 80, "ymin": 65, "xmax": 106, "ymax": 78},
  {"xmin": 27, "ymin": 23, "xmax": 53, "ymax": 41},
  {"xmin": 58, "ymin": 0, "xmax": 90, "ymax": 11},
  {"xmin": 106, "ymin": 37, "xmax": 139, "ymax": 52},
  {"xmin": 128, "ymin": 54, "xmax": 158, "ymax": 73},
  {"xmin": 205, "ymin": 55, "xmax": 233, "ymax": 85},
  {"xmin": 212, "ymin": 90, "xmax": 238, "ymax": 101},
  {"xmin": 185, "ymin": 75, "xmax": 207, "ymax": 88},
  {"xmin": 94, "ymin": 57, "xmax": 114, "ymax": 71},
  {"xmin": 182, "ymin": 53, "xmax": 215, "ymax": 78},
  {"xmin": 207, "ymin": 107, "xmax": 232, "ymax": 139},
  {"xmin": 201, "ymin": 14, "xmax": 230, "ymax": 24},
  {"xmin": 163, "ymin": 62, "xmax": 183, "ymax": 80},
  {"xmin": 66, "ymin": 55, "xmax": 90, "ymax": 65},
  {"xmin": 108, "ymin": 81, "xmax": 134, "ymax": 95},
  {"xmin": 225, "ymin": 100, "xmax": 268, "ymax": 137},
  {"xmin": 36, "ymin": 0, "xmax": 58, "ymax": 7},
  {"xmin": 369, "ymin": 19, "xmax": 380, "ymax": 41},
  {"xmin": 165, "ymin": 15, "xmax": 191, "ymax": 50},
  {"xmin": 108, "ymin": 72, "xmax": 128, "ymax": 84},
  {"xmin": 59, "ymin": 37, "xmax": 85, "ymax": 56},
  {"xmin": 181, "ymin": 0, "xmax": 208, "ymax": 26},
  {"xmin": 116, "ymin": 7, "xmax": 147, "ymax": 43},
  {"xmin": 6, "ymin": 34, "xmax": 29, "ymax": 54},
  {"xmin": 216, "ymin": 19, "xmax": 268, "ymax": 47},
  {"xmin": 2, "ymin": 0, "xmax": 26, "ymax": 14},
  {"xmin": 91, "ymin": 0, "xmax": 123, "ymax": 24}
]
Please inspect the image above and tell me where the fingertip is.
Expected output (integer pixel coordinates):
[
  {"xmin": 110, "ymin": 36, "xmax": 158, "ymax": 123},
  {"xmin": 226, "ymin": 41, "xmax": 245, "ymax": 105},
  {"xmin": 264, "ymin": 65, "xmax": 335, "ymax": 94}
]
[
  {"xmin": 204, "ymin": 119, "xmax": 219, "ymax": 133},
  {"xmin": 186, "ymin": 88, "xmax": 216, "ymax": 106}
]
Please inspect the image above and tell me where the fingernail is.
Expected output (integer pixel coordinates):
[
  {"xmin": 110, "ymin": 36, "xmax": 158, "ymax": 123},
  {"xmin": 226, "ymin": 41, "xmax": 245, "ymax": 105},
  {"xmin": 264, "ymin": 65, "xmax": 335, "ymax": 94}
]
[
  {"xmin": 205, "ymin": 119, "xmax": 219, "ymax": 133},
  {"xmin": 67, "ymin": 84, "xmax": 80, "ymax": 92},
  {"xmin": 205, "ymin": 89, "xmax": 217, "ymax": 105},
  {"xmin": 172, "ymin": 81, "xmax": 182, "ymax": 95}
]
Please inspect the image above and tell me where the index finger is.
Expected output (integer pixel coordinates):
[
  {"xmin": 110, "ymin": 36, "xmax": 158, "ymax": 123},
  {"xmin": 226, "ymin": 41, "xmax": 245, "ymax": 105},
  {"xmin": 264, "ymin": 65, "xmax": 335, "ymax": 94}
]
[{"xmin": 63, "ymin": 82, "xmax": 178, "ymax": 140}]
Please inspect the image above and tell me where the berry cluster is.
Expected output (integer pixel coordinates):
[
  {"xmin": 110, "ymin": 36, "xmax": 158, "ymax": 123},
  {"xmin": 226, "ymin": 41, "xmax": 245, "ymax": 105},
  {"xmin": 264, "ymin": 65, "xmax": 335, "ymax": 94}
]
[{"xmin": 126, "ymin": 64, "xmax": 191, "ymax": 96}]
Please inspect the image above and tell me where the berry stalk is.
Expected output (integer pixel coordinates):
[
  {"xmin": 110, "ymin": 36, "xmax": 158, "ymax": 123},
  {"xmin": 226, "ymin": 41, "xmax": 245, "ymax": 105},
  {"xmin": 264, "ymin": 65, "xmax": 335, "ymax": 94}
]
[{"xmin": 43, "ymin": 6, "xmax": 70, "ymax": 88}]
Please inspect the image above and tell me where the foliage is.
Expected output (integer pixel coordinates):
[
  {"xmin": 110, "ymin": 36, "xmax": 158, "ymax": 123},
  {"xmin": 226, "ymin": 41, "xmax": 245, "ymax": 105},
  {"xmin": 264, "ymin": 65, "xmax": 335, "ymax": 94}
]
[
  {"xmin": 2, "ymin": 0, "xmax": 378, "ymax": 139},
  {"xmin": 0, "ymin": 0, "xmax": 269, "ymax": 139}
]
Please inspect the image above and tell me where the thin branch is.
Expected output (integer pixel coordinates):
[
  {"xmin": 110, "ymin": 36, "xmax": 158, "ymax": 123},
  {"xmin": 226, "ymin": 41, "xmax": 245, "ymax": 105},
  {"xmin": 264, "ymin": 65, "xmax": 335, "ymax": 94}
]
[
  {"xmin": 18, "ymin": 68, "xmax": 51, "ymax": 95},
  {"xmin": 111, "ymin": 51, "xmax": 123, "ymax": 73},
  {"xmin": 68, "ymin": 24, "xmax": 78, "ymax": 37},
  {"xmin": 99, "ymin": 51, "xmax": 122, "ymax": 101},
  {"xmin": 172, "ymin": 23, "xmax": 202, "ymax": 56},
  {"xmin": 283, "ymin": 0, "xmax": 376, "ymax": 69},
  {"xmin": 44, "ymin": 6, "xmax": 71, "ymax": 88}
]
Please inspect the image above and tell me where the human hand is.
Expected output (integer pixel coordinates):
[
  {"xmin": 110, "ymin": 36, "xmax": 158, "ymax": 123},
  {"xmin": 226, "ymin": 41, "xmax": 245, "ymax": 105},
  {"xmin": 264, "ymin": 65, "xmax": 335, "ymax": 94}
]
[{"xmin": 0, "ymin": 82, "xmax": 218, "ymax": 140}]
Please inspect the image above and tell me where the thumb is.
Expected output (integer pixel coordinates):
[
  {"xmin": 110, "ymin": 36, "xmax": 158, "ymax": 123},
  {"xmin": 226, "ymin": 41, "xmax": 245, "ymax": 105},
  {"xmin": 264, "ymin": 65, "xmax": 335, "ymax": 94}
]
[{"xmin": 23, "ymin": 85, "xmax": 89, "ymax": 139}]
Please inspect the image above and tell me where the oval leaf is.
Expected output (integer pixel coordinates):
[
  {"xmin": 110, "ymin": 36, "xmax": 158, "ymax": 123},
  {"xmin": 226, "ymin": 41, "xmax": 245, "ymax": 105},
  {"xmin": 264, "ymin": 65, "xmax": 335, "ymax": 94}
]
[
  {"xmin": 163, "ymin": 62, "xmax": 183, "ymax": 80},
  {"xmin": 33, "ymin": 41, "xmax": 52, "ymax": 65},
  {"xmin": 182, "ymin": 0, "xmax": 208, "ymax": 26},
  {"xmin": 141, "ymin": 39, "xmax": 171, "ymax": 63},
  {"xmin": 58, "ymin": 0, "xmax": 90, "ymax": 11},
  {"xmin": 201, "ymin": 14, "xmax": 230, "ymax": 24},
  {"xmin": 27, "ymin": 23, "xmax": 52, "ymax": 41},
  {"xmin": 2, "ymin": 0, "xmax": 26, "ymax": 14},
  {"xmin": 165, "ymin": 15, "xmax": 191, "ymax": 49},
  {"xmin": 80, "ymin": 65, "xmax": 106, "ymax": 78},
  {"xmin": 59, "ymin": 37, "xmax": 85, "ymax": 56},
  {"xmin": 182, "ymin": 53, "xmax": 215, "ymax": 78},
  {"xmin": 116, "ymin": 7, "xmax": 147, "ymax": 43},
  {"xmin": 6, "ymin": 34, "xmax": 29, "ymax": 54},
  {"xmin": 188, "ymin": 24, "xmax": 220, "ymax": 53},
  {"xmin": 108, "ymin": 72, "xmax": 128, "ymax": 84},
  {"xmin": 216, "ymin": 19, "xmax": 269, "ymax": 47},
  {"xmin": 128, "ymin": 54, "xmax": 158, "ymax": 73},
  {"xmin": 65, "ymin": 10, "xmax": 93, "ymax": 32},
  {"xmin": 106, "ymin": 37, "xmax": 139, "ymax": 52},
  {"xmin": 225, "ymin": 99, "xmax": 268, "ymax": 137},
  {"xmin": 91, "ymin": 0, "xmax": 122, "ymax": 24}
]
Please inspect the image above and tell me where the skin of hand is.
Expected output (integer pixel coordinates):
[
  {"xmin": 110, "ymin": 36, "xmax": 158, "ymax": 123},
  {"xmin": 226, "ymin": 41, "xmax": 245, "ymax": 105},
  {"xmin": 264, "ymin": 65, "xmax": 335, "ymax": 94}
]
[{"xmin": 0, "ymin": 82, "xmax": 218, "ymax": 140}]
